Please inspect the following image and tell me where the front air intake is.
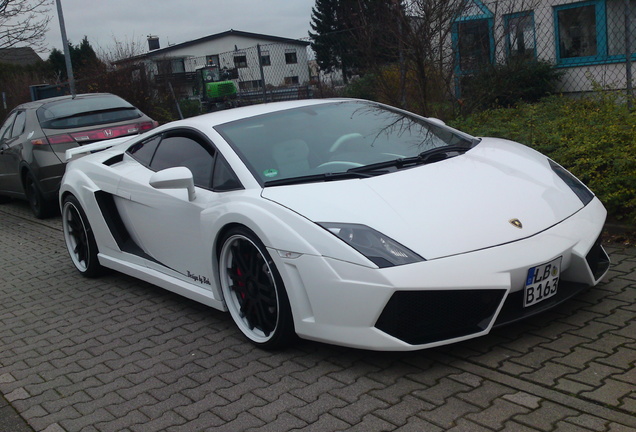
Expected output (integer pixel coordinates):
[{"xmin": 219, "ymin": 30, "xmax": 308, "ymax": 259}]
[
  {"xmin": 375, "ymin": 289, "xmax": 505, "ymax": 345},
  {"xmin": 586, "ymin": 235, "xmax": 610, "ymax": 281}
]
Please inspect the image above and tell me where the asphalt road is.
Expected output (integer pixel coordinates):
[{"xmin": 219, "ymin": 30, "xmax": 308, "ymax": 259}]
[{"xmin": 0, "ymin": 199, "xmax": 634, "ymax": 432}]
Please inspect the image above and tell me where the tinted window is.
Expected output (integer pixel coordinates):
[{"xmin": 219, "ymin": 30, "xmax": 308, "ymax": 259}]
[
  {"xmin": 150, "ymin": 134, "xmax": 214, "ymax": 189},
  {"xmin": 212, "ymin": 156, "xmax": 242, "ymax": 191},
  {"xmin": 36, "ymin": 95, "xmax": 142, "ymax": 129},
  {"xmin": 0, "ymin": 112, "xmax": 17, "ymax": 141},
  {"xmin": 10, "ymin": 111, "xmax": 26, "ymax": 138},
  {"xmin": 128, "ymin": 135, "xmax": 161, "ymax": 166}
]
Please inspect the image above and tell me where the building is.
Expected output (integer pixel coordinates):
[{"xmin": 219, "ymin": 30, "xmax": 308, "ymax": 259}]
[
  {"xmin": 0, "ymin": 47, "xmax": 42, "ymax": 66},
  {"xmin": 453, "ymin": 0, "xmax": 635, "ymax": 94},
  {"xmin": 125, "ymin": 29, "xmax": 311, "ymax": 99}
]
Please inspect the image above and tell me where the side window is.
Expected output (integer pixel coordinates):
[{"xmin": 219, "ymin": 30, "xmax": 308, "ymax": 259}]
[
  {"xmin": 504, "ymin": 12, "xmax": 536, "ymax": 60},
  {"xmin": 0, "ymin": 112, "xmax": 17, "ymax": 141},
  {"xmin": 127, "ymin": 134, "xmax": 161, "ymax": 166},
  {"xmin": 212, "ymin": 156, "xmax": 242, "ymax": 191},
  {"xmin": 10, "ymin": 111, "xmax": 27, "ymax": 138},
  {"xmin": 150, "ymin": 134, "xmax": 215, "ymax": 189}
]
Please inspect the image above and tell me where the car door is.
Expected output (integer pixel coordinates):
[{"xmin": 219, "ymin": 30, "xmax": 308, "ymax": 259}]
[
  {"xmin": 0, "ymin": 110, "xmax": 26, "ymax": 194},
  {"xmin": 115, "ymin": 129, "xmax": 240, "ymax": 290}
]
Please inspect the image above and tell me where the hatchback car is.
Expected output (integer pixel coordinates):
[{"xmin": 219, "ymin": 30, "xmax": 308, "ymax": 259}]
[{"xmin": 0, "ymin": 93, "xmax": 156, "ymax": 217}]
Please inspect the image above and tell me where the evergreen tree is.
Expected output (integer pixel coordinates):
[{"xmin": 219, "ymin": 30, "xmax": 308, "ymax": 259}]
[
  {"xmin": 309, "ymin": 0, "xmax": 401, "ymax": 82},
  {"xmin": 47, "ymin": 36, "xmax": 103, "ymax": 81},
  {"xmin": 309, "ymin": 0, "xmax": 346, "ymax": 77}
]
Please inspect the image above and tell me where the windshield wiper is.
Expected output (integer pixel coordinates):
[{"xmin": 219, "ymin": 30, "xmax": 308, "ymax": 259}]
[
  {"xmin": 348, "ymin": 143, "xmax": 477, "ymax": 174},
  {"xmin": 264, "ymin": 171, "xmax": 372, "ymax": 187}
]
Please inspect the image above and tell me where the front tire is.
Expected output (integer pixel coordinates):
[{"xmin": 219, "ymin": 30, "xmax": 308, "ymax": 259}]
[
  {"xmin": 62, "ymin": 195, "xmax": 103, "ymax": 277},
  {"xmin": 218, "ymin": 227, "xmax": 295, "ymax": 349}
]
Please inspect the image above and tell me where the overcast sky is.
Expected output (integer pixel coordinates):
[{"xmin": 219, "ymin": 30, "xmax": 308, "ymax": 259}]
[{"xmin": 44, "ymin": 0, "xmax": 316, "ymax": 57}]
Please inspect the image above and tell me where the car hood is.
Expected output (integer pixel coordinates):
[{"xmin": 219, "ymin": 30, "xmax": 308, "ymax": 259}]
[{"xmin": 261, "ymin": 138, "xmax": 587, "ymax": 260}]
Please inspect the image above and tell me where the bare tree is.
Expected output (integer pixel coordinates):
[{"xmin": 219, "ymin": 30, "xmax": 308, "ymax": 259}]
[
  {"xmin": 96, "ymin": 34, "xmax": 148, "ymax": 65},
  {"xmin": 392, "ymin": 0, "xmax": 470, "ymax": 116},
  {"xmin": 0, "ymin": 0, "xmax": 52, "ymax": 51}
]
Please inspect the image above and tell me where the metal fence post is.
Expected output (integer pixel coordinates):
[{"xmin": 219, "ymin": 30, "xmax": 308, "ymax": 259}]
[
  {"xmin": 257, "ymin": 44, "xmax": 268, "ymax": 103},
  {"xmin": 626, "ymin": 0, "xmax": 633, "ymax": 111}
]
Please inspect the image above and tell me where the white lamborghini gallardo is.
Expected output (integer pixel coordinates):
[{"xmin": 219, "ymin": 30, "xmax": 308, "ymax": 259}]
[{"xmin": 59, "ymin": 99, "xmax": 610, "ymax": 350}]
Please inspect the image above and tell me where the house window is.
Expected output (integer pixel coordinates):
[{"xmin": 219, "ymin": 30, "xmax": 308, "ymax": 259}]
[
  {"xmin": 452, "ymin": 0, "xmax": 494, "ymax": 74},
  {"xmin": 157, "ymin": 58, "xmax": 185, "ymax": 75},
  {"xmin": 285, "ymin": 51, "xmax": 298, "ymax": 64},
  {"xmin": 504, "ymin": 11, "xmax": 536, "ymax": 59},
  {"xmin": 457, "ymin": 19, "xmax": 493, "ymax": 71},
  {"xmin": 238, "ymin": 80, "xmax": 263, "ymax": 90},
  {"xmin": 556, "ymin": 3, "xmax": 598, "ymax": 60},
  {"xmin": 260, "ymin": 51, "xmax": 271, "ymax": 66},
  {"xmin": 607, "ymin": 0, "xmax": 636, "ymax": 56},
  {"xmin": 233, "ymin": 54, "xmax": 247, "ymax": 68},
  {"xmin": 206, "ymin": 54, "xmax": 220, "ymax": 66},
  {"xmin": 554, "ymin": 0, "xmax": 635, "ymax": 65},
  {"xmin": 284, "ymin": 76, "xmax": 299, "ymax": 85}
]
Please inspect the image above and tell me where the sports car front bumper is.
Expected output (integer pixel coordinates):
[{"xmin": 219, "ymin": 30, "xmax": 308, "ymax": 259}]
[{"xmin": 272, "ymin": 197, "xmax": 609, "ymax": 351}]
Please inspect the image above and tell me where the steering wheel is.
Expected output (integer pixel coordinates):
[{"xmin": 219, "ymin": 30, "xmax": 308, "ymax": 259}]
[
  {"xmin": 315, "ymin": 161, "xmax": 364, "ymax": 172},
  {"xmin": 329, "ymin": 133, "xmax": 363, "ymax": 153}
]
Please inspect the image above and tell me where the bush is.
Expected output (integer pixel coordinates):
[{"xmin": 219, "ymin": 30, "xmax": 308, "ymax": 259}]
[
  {"xmin": 179, "ymin": 98, "xmax": 203, "ymax": 118},
  {"xmin": 450, "ymin": 94, "xmax": 636, "ymax": 224},
  {"xmin": 460, "ymin": 59, "xmax": 563, "ymax": 112},
  {"xmin": 343, "ymin": 74, "xmax": 378, "ymax": 101}
]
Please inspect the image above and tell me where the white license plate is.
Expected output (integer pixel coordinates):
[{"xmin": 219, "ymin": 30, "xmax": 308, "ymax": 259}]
[{"xmin": 524, "ymin": 256, "xmax": 562, "ymax": 307}]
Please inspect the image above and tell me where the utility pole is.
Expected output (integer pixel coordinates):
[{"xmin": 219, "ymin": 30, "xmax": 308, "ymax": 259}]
[{"xmin": 55, "ymin": 0, "xmax": 76, "ymax": 97}]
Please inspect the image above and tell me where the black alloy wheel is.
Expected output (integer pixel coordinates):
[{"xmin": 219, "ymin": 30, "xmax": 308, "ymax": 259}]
[{"xmin": 219, "ymin": 227, "xmax": 295, "ymax": 349}]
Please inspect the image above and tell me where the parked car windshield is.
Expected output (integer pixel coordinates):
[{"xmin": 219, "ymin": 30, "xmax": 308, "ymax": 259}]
[
  {"xmin": 37, "ymin": 94, "xmax": 142, "ymax": 129},
  {"xmin": 216, "ymin": 100, "xmax": 476, "ymax": 186}
]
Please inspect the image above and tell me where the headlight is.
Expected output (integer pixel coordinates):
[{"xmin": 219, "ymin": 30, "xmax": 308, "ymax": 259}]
[
  {"xmin": 318, "ymin": 223, "xmax": 425, "ymax": 268},
  {"xmin": 549, "ymin": 159, "xmax": 594, "ymax": 205}
]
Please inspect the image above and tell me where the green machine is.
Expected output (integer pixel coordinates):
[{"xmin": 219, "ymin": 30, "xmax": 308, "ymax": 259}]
[{"xmin": 197, "ymin": 65, "xmax": 237, "ymax": 111}]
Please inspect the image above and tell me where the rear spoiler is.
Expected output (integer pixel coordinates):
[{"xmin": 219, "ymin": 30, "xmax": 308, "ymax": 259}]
[{"xmin": 65, "ymin": 136, "xmax": 134, "ymax": 162}]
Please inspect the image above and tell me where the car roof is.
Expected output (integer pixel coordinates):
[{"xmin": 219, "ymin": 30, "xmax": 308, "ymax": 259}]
[
  {"xmin": 14, "ymin": 93, "xmax": 120, "ymax": 110},
  {"xmin": 170, "ymin": 98, "xmax": 352, "ymax": 130}
]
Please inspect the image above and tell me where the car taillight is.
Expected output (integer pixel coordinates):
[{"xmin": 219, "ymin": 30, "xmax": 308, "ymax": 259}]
[
  {"xmin": 32, "ymin": 134, "xmax": 75, "ymax": 145},
  {"xmin": 139, "ymin": 121, "xmax": 159, "ymax": 131}
]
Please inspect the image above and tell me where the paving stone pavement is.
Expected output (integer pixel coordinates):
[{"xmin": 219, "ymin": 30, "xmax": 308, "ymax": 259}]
[{"xmin": 0, "ymin": 200, "xmax": 634, "ymax": 432}]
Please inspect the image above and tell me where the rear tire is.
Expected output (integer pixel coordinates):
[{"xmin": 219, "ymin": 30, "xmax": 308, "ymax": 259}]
[
  {"xmin": 24, "ymin": 172, "xmax": 55, "ymax": 219},
  {"xmin": 62, "ymin": 195, "xmax": 103, "ymax": 277},
  {"xmin": 218, "ymin": 227, "xmax": 296, "ymax": 349}
]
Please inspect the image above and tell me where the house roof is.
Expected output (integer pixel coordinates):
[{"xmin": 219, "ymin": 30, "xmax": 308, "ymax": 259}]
[
  {"xmin": 0, "ymin": 47, "xmax": 42, "ymax": 66},
  {"xmin": 145, "ymin": 29, "xmax": 310, "ymax": 58}
]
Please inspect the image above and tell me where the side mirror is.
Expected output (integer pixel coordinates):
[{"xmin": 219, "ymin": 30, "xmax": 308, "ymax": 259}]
[
  {"xmin": 427, "ymin": 117, "xmax": 446, "ymax": 127},
  {"xmin": 426, "ymin": 117, "xmax": 446, "ymax": 126},
  {"xmin": 149, "ymin": 166, "xmax": 196, "ymax": 201}
]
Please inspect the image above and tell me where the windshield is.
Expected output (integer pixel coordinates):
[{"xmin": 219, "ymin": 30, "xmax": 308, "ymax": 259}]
[
  {"xmin": 37, "ymin": 94, "xmax": 142, "ymax": 129},
  {"xmin": 215, "ymin": 100, "xmax": 476, "ymax": 186}
]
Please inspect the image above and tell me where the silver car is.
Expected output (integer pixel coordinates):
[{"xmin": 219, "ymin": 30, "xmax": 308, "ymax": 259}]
[{"xmin": 0, "ymin": 93, "xmax": 157, "ymax": 217}]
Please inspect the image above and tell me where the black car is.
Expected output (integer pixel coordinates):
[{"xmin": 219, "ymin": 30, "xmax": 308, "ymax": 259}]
[{"xmin": 0, "ymin": 93, "xmax": 157, "ymax": 218}]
